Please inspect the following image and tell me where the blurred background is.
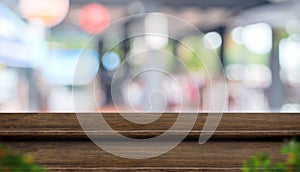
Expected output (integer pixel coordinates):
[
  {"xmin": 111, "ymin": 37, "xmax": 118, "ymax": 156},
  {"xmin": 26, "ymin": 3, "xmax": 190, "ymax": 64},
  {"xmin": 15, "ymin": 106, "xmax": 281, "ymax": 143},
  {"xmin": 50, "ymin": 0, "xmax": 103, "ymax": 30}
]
[{"xmin": 0, "ymin": 0, "xmax": 300, "ymax": 112}]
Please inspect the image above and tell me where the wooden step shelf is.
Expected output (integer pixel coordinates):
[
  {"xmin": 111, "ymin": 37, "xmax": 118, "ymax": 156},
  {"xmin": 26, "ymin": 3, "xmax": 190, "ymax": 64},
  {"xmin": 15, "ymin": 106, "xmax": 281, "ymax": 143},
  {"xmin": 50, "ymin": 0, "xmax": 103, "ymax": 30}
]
[{"xmin": 1, "ymin": 113, "xmax": 299, "ymax": 171}]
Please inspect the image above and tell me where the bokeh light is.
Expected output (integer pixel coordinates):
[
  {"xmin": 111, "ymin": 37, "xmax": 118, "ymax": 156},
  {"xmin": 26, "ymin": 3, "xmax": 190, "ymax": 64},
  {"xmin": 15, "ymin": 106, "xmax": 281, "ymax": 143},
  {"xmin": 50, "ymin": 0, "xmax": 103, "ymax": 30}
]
[
  {"xmin": 231, "ymin": 26, "xmax": 243, "ymax": 44},
  {"xmin": 145, "ymin": 13, "xmax": 169, "ymax": 50},
  {"xmin": 19, "ymin": 0, "xmax": 69, "ymax": 28},
  {"xmin": 241, "ymin": 23, "xmax": 272, "ymax": 54},
  {"xmin": 203, "ymin": 31, "xmax": 222, "ymax": 49},
  {"xmin": 79, "ymin": 3, "xmax": 110, "ymax": 34},
  {"xmin": 102, "ymin": 52, "xmax": 121, "ymax": 71}
]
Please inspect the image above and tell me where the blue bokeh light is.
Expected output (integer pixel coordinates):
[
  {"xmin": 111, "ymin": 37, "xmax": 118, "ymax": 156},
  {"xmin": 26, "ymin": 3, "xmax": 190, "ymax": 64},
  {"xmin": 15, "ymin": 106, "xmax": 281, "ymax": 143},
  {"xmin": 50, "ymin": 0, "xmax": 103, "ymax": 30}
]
[{"xmin": 102, "ymin": 51, "xmax": 121, "ymax": 70}]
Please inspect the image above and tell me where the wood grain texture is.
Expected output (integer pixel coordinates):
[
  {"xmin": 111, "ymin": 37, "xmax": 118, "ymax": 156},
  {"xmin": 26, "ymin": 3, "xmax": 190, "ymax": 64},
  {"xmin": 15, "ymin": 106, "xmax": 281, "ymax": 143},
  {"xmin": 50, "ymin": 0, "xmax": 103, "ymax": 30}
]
[
  {"xmin": 0, "ymin": 113, "xmax": 299, "ymax": 171},
  {"xmin": 5, "ymin": 141, "xmax": 285, "ymax": 171},
  {"xmin": 0, "ymin": 113, "xmax": 300, "ymax": 139}
]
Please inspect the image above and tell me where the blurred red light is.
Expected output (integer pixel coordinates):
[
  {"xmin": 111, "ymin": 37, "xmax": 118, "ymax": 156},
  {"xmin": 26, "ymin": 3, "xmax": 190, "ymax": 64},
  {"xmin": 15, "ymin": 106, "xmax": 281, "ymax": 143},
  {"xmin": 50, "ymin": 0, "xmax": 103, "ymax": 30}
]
[{"xmin": 79, "ymin": 3, "xmax": 110, "ymax": 34}]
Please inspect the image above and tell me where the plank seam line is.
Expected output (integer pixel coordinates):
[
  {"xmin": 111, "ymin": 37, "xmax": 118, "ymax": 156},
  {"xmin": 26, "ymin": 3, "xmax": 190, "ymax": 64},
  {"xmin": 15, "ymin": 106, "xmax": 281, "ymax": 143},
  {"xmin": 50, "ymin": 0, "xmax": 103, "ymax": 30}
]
[{"xmin": 0, "ymin": 130, "xmax": 300, "ymax": 132}]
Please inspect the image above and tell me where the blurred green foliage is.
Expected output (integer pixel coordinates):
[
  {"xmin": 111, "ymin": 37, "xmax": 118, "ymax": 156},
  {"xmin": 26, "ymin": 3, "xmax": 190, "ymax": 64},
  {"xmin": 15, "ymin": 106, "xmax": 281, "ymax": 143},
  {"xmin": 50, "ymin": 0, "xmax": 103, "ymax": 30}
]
[
  {"xmin": 0, "ymin": 143, "xmax": 46, "ymax": 172},
  {"xmin": 225, "ymin": 30, "xmax": 269, "ymax": 66},
  {"xmin": 47, "ymin": 34, "xmax": 96, "ymax": 49},
  {"xmin": 243, "ymin": 139, "xmax": 300, "ymax": 172},
  {"xmin": 178, "ymin": 35, "xmax": 220, "ymax": 75}
]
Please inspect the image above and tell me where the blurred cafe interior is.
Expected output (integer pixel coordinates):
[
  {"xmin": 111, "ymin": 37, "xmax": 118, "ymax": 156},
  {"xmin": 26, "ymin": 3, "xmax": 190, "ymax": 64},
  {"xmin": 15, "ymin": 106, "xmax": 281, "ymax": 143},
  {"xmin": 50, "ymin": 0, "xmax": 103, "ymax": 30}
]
[{"xmin": 1, "ymin": 0, "xmax": 300, "ymax": 113}]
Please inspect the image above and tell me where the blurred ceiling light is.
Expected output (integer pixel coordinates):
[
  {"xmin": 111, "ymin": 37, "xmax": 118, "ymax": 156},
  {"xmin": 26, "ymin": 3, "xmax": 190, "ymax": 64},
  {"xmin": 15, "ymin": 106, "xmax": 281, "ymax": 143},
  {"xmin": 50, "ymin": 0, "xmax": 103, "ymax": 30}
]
[
  {"xmin": 285, "ymin": 20, "xmax": 300, "ymax": 34},
  {"xmin": 79, "ymin": 3, "xmax": 110, "ymax": 34},
  {"xmin": 102, "ymin": 52, "xmax": 121, "ymax": 71},
  {"xmin": 203, "ymin": 31, "xmax": 222, "ymax": 49},
  {"xmin": 242, "ymin": 23, "xmax": 272, "ymax": 54},
  {"xmin": 231, "ymin": 26, "xmax": 243, "ymax": 44},
  {"xmin": 19, "ymin": 0, "xmax": 69, "ymax": 28},
  {"xmin": 279, "ymin": 37, "xmax": 300, "ymax": 70},
  {"xmin": 145, "ymin": 13, "xmax": 169, "ymax": 50}
]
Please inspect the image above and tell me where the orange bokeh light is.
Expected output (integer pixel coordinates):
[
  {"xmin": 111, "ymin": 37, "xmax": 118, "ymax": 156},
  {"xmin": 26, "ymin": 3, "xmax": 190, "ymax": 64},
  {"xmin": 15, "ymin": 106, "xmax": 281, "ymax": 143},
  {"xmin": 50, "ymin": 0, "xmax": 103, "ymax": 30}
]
[{"xmin": 19, "ymin": 0, "xmax": 69, "ymax": 28}]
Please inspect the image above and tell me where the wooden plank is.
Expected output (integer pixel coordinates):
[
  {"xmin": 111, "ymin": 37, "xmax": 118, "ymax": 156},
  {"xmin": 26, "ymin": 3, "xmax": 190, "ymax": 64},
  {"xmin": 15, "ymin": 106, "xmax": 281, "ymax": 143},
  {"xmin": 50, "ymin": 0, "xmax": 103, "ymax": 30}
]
[
  {"xmin": 1, "ymin": 113, "xmax": 296, "ymax": 171},
  {"xmin": 0, "ymin": 113, "xmax": 300, "ymax": 139},
  {"xmin": 4, "ymin": 141, "xmax": 285, "ymax": 171}
]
